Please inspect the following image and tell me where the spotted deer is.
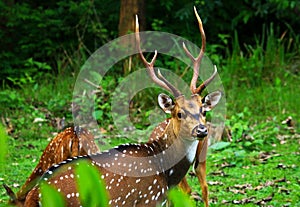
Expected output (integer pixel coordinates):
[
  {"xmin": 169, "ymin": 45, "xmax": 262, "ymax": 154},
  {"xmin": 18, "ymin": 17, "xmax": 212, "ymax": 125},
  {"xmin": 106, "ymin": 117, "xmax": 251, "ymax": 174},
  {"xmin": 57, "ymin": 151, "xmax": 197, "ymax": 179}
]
[
  {"xmin": 150, "ymin": 117, "xmax": 210, "ymax": 201},
  {"xmin": 24, "ymin": 7, "xmax": 221, "ymax": 207},
  {"xmin": 4, "ymin": 126, "xmax": 100, "ymax": 206},
  {"xmin": 147, "ymin": 6, "xmax": 218, "ymax": 205}
]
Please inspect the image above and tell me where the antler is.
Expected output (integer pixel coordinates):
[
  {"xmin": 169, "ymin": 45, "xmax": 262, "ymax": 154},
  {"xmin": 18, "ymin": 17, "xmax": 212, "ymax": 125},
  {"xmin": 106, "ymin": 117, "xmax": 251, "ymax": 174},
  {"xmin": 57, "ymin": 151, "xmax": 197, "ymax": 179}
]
[
  {"xmin": 135, "ymin": 15, "xmax": 182, "ymax": 97},
  {"xmin": 183, "ymin": 6, "xmax": 217, "ymax": 94}
]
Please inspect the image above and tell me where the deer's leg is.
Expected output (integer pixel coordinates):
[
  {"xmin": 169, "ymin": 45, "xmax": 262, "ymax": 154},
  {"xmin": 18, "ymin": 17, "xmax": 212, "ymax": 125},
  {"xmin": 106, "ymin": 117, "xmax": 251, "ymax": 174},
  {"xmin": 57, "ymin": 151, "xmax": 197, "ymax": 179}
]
[
  {"xmin": 195, "ymin": 160, "xmax": 208, "ymax": 207},
  {"xmin": 24, "ymin": 187, "xmax": 39, "ymax": 207},
  {"xmin": 178, "ymin": 177, "xmax": 192, "ymax": 194},
  {"xmin": 194, "ymin": 138, "xmax": 209, "ymax": 207}
]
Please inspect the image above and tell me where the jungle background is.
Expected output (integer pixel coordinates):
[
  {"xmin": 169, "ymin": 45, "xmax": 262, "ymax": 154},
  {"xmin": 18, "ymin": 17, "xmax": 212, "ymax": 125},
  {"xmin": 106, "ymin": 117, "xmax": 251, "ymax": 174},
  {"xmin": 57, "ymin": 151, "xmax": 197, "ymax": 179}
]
[{"xmin": 0, "ymin": 0, "xmax": 299, "ymax": 206}]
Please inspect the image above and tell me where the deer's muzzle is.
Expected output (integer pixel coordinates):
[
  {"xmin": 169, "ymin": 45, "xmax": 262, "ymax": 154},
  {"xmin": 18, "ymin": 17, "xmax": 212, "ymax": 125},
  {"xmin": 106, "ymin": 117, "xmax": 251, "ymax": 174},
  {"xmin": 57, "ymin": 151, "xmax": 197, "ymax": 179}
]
[{"xmin": 192, "ymin": 124, "xmax": 208, "ymax": 139}]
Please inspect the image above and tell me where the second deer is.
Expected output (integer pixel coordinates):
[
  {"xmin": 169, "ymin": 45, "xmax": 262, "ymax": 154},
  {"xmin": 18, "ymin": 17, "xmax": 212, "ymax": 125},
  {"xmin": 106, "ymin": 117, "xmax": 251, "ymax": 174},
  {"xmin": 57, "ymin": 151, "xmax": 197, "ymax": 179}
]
[
  {"xmin": 24, "ymin": 7, "xmax": 221, "ymax": 207},
  {"xmin": 4, "ymin": 126, "xmax": 100, "ymax": 206}
]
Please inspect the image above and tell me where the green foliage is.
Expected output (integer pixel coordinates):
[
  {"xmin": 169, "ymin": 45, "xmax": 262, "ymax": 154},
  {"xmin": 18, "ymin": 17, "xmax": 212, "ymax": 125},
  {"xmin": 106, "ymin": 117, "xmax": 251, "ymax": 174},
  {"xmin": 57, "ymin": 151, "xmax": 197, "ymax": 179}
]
[
  {"xmin": 226, "ymin": 107, "xmax": 251, "ymax": 143},
  {"xmin": 76, "ymin": 161, "xmax": 109, "ymax": 207},
  {"xmin": 221, "ymin": 21, "xmax": 299, "ymax": 122},
  {"xmin": 1, "ymin": 0, "xmax": 299, "ymax": 85},
  {"xmin": 0, "ymin": 90, "xmax": 25, "ymax": 111},
  {"xmin": 0, "ymin": 124, "xmax": 8, "ymax": 166},
  {"xmin": 221, "ymin": 107, "xmax": 285, "ymax": 151},
  {"xmin": 6, "ymin": 58, "xmax": 52, "ymax": 88},
  {"xmin": 223, "ymin": 23, "xmax": 287, "ymax": 88},
  {"xmin": 167, "ymin": 188, "xmax": 196, "ymax": 207},
  {"xmin": 210, "ymin": 141, "xmax": 231, "ymax": 151},
  {"xmin": 92, "ymin": 75, "xmax": 116, "ymax": 125},
  {"xmin": 0, "ymin": 0, "xmax": 118, "ymax": 81},
  {"xmin": 40, "ymin": 182, "xmax": 66, "ymax": 207},
  {"xmin": 36, "ymin": 161, "xmax": 109, "ymax": 207}
]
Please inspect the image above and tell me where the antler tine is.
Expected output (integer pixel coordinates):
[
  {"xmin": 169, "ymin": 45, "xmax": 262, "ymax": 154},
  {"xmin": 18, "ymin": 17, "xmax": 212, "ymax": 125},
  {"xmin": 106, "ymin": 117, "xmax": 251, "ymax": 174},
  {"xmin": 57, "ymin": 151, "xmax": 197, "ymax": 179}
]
[
  {"xmin": 135, "ymin": 15, "xmax": 182, "ymax": 97},
  {"xmin": 196, "ymin": 65, "xmax": 218, "ymax": 94},
  {"xmin": 157, "ymin": 70, "xmax": 181, "ymax": 97},
  {"xmin": 183, "ymin": 6, "xmax": 206, "ymax": 94}
]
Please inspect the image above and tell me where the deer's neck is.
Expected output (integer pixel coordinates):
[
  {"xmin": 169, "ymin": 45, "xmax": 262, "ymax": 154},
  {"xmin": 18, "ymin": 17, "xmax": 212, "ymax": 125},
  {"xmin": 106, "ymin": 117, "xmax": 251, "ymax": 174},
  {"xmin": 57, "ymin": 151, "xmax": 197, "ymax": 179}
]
[
  {"xmin": 148, "ymin": 119, "xmax": 199, "ymax": 187},
  {"xmin": 150, "ymin": 119, "xmax": 199, "ymax": 161}
]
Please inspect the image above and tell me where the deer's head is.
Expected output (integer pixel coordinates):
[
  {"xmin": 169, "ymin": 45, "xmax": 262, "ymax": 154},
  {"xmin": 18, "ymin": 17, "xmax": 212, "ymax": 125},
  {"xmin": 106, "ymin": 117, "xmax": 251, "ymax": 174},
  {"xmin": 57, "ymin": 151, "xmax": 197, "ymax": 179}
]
[
  {"xmin": 158, "ymin": 91, "xmax": 221, "ymax": 140},
  {"xmin": 135, "ymin": 7, "xmax": 221, "ymax": 141}
]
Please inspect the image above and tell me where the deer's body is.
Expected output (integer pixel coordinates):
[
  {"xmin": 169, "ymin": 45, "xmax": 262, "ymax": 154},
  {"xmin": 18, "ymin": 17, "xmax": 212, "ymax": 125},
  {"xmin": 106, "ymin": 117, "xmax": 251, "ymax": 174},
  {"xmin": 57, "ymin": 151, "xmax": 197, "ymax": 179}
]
[
  {"xmin": 25, "ymin": 146, "xmax": 168, "ymax": 207},
  {"xmin": 25, "ymin": 95, "xmax": 213, "ymax": 207}
]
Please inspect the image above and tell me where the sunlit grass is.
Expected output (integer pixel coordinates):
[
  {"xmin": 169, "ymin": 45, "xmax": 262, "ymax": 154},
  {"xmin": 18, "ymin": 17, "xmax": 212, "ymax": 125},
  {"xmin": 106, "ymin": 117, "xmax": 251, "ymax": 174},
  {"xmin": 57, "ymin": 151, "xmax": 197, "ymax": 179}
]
[{"xmin": 186, "ymin": 133, "xmax": 300, "ymax": 206}]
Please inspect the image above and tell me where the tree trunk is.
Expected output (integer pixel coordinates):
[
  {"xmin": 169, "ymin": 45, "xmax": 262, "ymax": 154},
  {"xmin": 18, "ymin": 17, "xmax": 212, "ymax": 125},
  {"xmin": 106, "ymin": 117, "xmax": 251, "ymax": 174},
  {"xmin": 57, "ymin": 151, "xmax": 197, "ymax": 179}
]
[
  {"xmin": 118, "ymin": 0, "xmax": 145, "ymax": 75},
  {"xmin": 118, "ymin": 0, "xmax": 145, "ymax": 37}
]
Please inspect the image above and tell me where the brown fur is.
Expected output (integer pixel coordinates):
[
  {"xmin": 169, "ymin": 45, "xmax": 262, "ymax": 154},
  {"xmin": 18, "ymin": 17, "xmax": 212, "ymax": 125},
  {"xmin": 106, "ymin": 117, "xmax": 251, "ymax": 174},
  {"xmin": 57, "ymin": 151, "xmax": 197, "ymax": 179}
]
[{"xmin": 4, "ymin": 126, "xmax": 100, "ymax": 206}]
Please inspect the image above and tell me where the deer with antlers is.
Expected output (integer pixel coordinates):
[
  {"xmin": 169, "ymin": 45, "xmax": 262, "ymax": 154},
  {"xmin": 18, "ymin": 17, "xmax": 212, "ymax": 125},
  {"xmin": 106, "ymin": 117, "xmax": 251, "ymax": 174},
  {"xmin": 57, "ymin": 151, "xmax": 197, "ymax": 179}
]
[{"xmin": 23, "ymin": 7, "xmax": 221, "ymax": 207}]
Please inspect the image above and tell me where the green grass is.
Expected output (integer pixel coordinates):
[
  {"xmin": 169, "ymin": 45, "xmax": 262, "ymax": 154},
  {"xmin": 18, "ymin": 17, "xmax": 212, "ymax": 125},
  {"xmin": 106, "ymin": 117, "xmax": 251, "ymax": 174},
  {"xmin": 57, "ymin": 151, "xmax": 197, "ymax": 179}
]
[
  {"xmin": 223, "ymin": 73, "xmax": 300, "ymax": 123},
  {"xmin": 1, "ymin": 109, "xmax": 299, "ymax": 206},
  {"xmin": 191, "ymin": 133, "xmax": 300, "ymax": 206}
]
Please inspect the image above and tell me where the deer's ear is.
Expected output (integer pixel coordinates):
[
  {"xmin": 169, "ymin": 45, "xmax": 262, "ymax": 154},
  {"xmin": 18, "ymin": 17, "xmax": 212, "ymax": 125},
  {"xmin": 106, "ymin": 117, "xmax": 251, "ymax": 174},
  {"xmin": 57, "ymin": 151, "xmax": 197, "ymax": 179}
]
[
  {"xmin": 202, "ymin": 91, "xmax": 222, "ymax": 112},
  {"xmin": 158, "ymin": 93, "xmax": 175, "ymax": 114}
]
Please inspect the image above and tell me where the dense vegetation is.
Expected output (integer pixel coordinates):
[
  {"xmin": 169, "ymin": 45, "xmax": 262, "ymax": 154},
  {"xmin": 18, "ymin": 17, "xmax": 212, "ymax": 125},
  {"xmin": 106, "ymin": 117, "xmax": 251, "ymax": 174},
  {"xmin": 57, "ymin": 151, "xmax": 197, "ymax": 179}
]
[{"xmin": 0, "ymin": 0, "xmax": 299, "ymax": 206}]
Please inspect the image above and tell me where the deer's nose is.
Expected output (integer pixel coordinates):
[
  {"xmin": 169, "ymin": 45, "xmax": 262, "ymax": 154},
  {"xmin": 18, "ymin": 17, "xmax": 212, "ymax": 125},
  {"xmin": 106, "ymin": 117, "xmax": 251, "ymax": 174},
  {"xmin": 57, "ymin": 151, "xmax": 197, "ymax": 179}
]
[{"xmin": 193, "ymin": 124, "xmax": 208, "ymax": 139}]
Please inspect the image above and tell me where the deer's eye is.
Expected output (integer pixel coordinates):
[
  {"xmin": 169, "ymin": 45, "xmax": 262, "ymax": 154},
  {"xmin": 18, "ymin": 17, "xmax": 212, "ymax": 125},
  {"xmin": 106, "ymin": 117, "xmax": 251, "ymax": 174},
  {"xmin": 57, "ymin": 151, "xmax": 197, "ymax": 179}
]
[
  {"xmin": 177, "ymin": 112, "xmax": 182, "ymax": 119},
  {"xmin": 177, "ymin": 111, "xmax": 186, "ymax": 119}
]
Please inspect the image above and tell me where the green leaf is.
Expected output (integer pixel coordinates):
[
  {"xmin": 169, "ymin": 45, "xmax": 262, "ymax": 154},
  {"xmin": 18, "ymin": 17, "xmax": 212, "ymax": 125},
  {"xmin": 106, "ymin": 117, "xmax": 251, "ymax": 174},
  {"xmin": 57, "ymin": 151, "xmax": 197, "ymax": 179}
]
[
  {"xmin": 210, "ymin": 141, "xmax": 231, "ymax": 151},
  {"xmin": 167, "ymin": 188, "xmax": 195, "ymax": 207},
  {"xmin": 76, "ymin": 160, "xmax": 109, "ymax": 207},
  {"xmin": 234, "ymin": 150, "xmax": 246, "ymax": 158},
  {"xmin": 40, "ymin": 182, "xmax": 66, "ymax": 207},
  {"xmin": 93, "ymin": 110, "xmax": 103, "ymax": 120},
  {"xmin": 0, "ymin": 124, "xmax": 8, "ymax": 165},
  {"xmin": 253, "ymin": 139, "xmax": 264, "ymax": 146},
  {"xmin": 243, "ymin": 141, "xmax": 252, "ymax": 147}
]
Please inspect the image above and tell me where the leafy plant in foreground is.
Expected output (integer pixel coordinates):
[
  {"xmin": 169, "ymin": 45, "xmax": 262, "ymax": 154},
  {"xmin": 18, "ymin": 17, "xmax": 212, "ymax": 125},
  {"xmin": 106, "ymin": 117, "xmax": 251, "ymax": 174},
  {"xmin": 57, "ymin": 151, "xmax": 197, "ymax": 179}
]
[
  {"xmin": 39, "ymin": 160, "xmax": 109, "ymax": 207},
  {"xmin": 167, "ymin": 188, "xmax": 196, "ymax": 207},
  {"xmin": 40, "ymin": 182, "xmax": 66, "ymax": 207},
  {"xmin": 76, "ymin": 161, "xmax": 109, "ymax": 207}
]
